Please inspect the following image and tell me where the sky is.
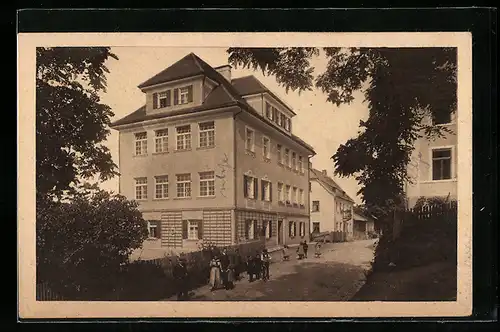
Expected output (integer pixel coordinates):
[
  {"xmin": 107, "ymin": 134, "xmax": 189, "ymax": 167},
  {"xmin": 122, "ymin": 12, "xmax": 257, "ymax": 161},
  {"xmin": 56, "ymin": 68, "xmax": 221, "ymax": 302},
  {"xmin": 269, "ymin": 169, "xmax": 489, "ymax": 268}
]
[{"xmin": 98, "ymin": 47, "xmax": 369, "ymax": 204}]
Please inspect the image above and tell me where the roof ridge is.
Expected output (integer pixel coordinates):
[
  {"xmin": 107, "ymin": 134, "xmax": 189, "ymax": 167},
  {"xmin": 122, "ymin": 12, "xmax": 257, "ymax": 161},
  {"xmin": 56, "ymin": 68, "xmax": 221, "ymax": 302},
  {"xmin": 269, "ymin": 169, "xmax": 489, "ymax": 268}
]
[{"xmin": 189, "ymin": 52, "xmax": 205, "ymax": 72}]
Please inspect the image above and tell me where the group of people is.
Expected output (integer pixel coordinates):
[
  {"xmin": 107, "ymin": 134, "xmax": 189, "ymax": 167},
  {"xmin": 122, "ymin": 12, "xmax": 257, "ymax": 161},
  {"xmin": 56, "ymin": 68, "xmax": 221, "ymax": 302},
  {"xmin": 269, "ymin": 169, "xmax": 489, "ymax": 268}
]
[{"xmin": 281, "ymin": 241, "xmax": 322, "ymax": 261}]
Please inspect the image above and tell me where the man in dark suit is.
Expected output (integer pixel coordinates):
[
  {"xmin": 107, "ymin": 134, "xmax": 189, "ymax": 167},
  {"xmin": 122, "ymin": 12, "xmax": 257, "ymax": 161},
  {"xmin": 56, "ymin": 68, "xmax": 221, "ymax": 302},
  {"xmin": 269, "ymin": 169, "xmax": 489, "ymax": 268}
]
[
  {"xmin": 172, "ymin": 257, "xmax": 189, "ymax": 300},
  {"xmin": 220, "ymin": 248, "xmax": 231, "ymax": 289}
]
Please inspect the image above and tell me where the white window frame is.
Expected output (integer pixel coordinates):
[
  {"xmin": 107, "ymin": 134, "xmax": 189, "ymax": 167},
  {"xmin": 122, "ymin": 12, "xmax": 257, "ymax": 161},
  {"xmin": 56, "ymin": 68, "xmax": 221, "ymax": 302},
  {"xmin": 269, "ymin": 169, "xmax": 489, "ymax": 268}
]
[
  {"xmin": 154, "ymin": 175, "xmax": 169, "ymax": 199},
  {"xmin": 262, "ymin": 136, "xmax": 271, "ymax": 160},
  {"xmin": 429, "ymin": 145, "xmax": 455, "ymax": 182},
  {"xmin": 135, "ymin": 177, "xmax": 148, "ymax": 200},
  {"xmin": 245, "ymin": 175, "xmax": 256, "ymax": 199},
  {"xmin": 265, "ymin": 220, "xmax": 272, "ymax": 239},
  {"xmin": 199, "ymin": 121, "xmax": 215, "ymax": 148},
  {"xmin": 246, "ymin": 219, "xmax": 255, "ymax": 240},
  {"xmin": 245, "ymin": 126, "xmax": 255, "ymax": 152},
  {"xmin": 176, "ymin": 173, "xmax": 192, "ymax": 198},
  {"xmin": 265, "ymin": 102, "xmax": 272, "ymax": 119},
  {"xmin": 199, "ymin": 171, "xmax": 215, "ymax": 197},
  {"xmin": 176, "ymin": 125, "xmax": 192, "ymax": 151},
  {"xmin": 147, "ymin": 221, "xmax": 159, "ymax": 238},
  {"xmin": 285, "ymin": 185, "xmax": 291, "ymax": 204},
  {"xmin": 134, "ymin": 132, "xmax": 148, "ymax": 156},
  {"xmin": 158, "ymin": 90, "xmax": 170, "ymax": 108},
  {"xmin": 298, "ymin": 156, "xmax": 303, "ymax": 173},
  {"xmin": 154, "ymin": 129, "xmax": 168, "ymax": 153},
  {"xmin": 179, "ymin": 86, "xmax": 190, "ymax": 105},
  {"xmin": 292, "ymin": 187, "xmax": 298, "ymax": 205},
  {"xmin": 188, "ymin": 220, "xmax": 200, "ymax": 240},
  {"xmin": 262, "ymin": 179, "xmax": 271, "ymax": 202},
  {"xmin": 312, "ymin": 200, "xmax": 320, "ymax": 212},
  {"xmin": 277, "ymin": 182, "xmax": 284, "ymax": 202}
]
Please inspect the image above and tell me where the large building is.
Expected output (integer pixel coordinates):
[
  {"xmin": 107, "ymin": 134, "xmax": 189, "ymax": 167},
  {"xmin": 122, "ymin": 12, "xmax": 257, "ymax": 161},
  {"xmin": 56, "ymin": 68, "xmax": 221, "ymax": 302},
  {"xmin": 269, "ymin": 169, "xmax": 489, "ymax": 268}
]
[
  {"xmin": 110, "ymin": 53, "xmax": 316, "ymax": 252},
  {"xmin": 309, "ymin": 168, "xmax": 355, "ymax": 239},
  {"xmin": 404, "ymin": 111, "xmax": 458, "ymax": 208}
]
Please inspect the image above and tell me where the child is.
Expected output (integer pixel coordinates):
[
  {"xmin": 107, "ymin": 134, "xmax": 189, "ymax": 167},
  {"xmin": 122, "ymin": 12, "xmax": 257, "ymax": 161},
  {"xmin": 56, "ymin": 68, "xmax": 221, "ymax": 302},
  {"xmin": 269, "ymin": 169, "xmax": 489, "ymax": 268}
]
[
  {"xmin": 314, "ymin": 242, "xmax": 322, "ymax": 258},
  {"xmin": 261, "ymin": 249, "xmax": 271, "ymax": 281},
  {"xmin": 282, "ymin": 245, "xmax": 290, "ymax": 261}
]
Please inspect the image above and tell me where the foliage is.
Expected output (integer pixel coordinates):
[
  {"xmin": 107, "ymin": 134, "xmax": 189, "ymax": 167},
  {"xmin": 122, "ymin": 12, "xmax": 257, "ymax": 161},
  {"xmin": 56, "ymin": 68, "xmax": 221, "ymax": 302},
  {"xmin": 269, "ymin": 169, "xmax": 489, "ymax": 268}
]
[
  {"xmin": 227, "ymin": 47, "xmax": 457, "ymax": 224},
  {"xmin": 36, "ymin": 47, "xmax": 119, "ymax": 198},
  {"xmin": 413, "ymin": 195, "xmax": 457, "ymax": 210},
  {"xmin": 36, "ymin": 186, "xmax": 148, "ymax": 300}
]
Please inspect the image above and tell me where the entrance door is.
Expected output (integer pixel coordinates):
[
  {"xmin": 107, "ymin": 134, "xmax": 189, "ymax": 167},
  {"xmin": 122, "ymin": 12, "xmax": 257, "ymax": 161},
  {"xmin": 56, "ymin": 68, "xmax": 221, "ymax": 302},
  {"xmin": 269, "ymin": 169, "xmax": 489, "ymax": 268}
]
[{"xmin": 277, "ymin": 220, "xmax": 283, "ymax": 245}]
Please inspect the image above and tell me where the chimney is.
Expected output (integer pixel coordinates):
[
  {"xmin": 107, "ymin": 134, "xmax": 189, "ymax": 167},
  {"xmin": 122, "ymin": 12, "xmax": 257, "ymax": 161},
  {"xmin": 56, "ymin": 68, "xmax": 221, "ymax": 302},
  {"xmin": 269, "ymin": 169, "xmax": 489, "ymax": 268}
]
[
  {"xmin": 215, "ymin": 65, "xmax": 231, "ymax": 82},
  {"xmin": 322, "ymin": 170, "xmax": 327, "ymax": 176}
]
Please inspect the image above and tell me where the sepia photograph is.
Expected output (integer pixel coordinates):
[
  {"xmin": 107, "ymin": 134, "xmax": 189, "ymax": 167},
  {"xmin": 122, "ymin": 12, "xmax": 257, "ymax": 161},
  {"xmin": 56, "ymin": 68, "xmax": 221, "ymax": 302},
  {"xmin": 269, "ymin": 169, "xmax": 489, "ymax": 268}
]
[{"xmin": 18, "ymin": 32, "xmax": 473, "ymax": 318}]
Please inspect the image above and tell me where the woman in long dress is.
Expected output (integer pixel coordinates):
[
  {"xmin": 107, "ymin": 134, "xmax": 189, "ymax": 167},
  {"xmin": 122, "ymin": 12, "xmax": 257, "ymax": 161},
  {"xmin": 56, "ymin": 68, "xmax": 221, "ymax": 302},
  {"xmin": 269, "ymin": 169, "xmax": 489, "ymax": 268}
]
[{"xmin": 209, "ymin": 255, "xmax": 222, "ymax": 291}]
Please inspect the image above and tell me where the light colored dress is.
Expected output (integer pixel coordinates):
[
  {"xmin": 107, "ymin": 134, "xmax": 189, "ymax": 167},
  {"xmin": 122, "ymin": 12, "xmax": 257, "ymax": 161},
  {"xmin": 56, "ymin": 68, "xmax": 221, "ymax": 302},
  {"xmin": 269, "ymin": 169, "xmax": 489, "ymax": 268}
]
[{"xmin": 209, "ymin": 259, "xmax": 222, "ymax": 289}]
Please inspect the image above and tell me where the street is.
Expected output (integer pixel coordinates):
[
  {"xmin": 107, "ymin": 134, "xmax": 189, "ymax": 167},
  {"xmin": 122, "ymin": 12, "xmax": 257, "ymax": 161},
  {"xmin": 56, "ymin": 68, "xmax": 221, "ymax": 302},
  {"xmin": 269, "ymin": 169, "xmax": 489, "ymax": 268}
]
[{"xmin": 165, "ymin": 239, "xmax": 377, "ymax": 301}]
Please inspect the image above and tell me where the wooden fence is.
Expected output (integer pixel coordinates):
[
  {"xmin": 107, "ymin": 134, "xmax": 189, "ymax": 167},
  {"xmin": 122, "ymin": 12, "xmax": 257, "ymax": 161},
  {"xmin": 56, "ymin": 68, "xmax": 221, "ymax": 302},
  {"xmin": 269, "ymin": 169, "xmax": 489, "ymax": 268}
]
[{"xmin": 310, "ymin": 231, "xmax": 347, "ymax": 243}]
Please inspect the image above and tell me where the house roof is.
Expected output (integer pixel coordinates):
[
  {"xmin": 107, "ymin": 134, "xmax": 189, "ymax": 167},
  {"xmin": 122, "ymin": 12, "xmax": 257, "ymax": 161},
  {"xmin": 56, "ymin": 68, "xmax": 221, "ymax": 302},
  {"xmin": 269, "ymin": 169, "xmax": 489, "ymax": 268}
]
[
  {"xmin": 111, "ymin": 52, "xmax": 314, "ymax": 154},
  {"xmin": 310, "ymin": 168, "xmax": 355, "ymax": 203},
  {"xmin": 353, "ymin": 206, "xmax": 377, "ymax": 222},
  {"xmin": 231, "ymin": 75, "xmax": 296, "ymax": 115},
  {"xmin": 353, "ymin": 212, "xmax": 368, "ymax": 222}
]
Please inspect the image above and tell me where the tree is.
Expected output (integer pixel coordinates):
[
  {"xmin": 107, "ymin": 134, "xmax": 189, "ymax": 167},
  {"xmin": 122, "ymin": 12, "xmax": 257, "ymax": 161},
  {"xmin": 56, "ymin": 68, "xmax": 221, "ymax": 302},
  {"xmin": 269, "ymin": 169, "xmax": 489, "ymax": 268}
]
[
  {"xmin": 36, "ymin": 185, "xmax": 149, "ymax": 300},
  {"xmin": 36, "ymin": 47, "xmax": 119, "ymax": 198},
  {"xmin": 227, "ymin": 47, "xmax": 457, "ymax": 223}
]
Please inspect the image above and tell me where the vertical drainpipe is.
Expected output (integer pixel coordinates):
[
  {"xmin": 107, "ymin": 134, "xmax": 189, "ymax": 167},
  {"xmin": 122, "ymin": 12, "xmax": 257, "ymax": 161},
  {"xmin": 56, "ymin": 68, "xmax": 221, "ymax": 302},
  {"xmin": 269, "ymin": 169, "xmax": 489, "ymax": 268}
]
[{"xmin": 232, "ymin": 106, "xmax": 242, "ymax": 245}]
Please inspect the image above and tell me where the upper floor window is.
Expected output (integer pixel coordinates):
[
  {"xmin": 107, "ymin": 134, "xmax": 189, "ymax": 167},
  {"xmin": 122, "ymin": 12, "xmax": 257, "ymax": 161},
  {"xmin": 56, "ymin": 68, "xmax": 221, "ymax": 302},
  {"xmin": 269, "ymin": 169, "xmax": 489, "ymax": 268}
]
[
  {"xmin": 158, "ymin": 90, "xmax": 171, "ymax": 108},
  {"xmin": 277, "ymin": 182, "xmax": 284, "ymax": 202},
  {"xmin": 265, "ymin": 102, "xmax": 272, "ymax": 119},
  {"xmin": 272, "ymin": 108, "xmax": 279, "ymax": 123},
  {"xmin": 135, "ymin": 177, "xmax": 148, "ymax": 200},
  {"xmin": 134, "ymin": 132, "xmax": 147, "ymax": 156},
  {"xmin": 154, "ymin": 175, "xmax": 168, "ymax": 199},
  {"xmin": 280, "ymin": 113, "xmax": 286, "ymax": 128},
  {"xmin": 285, "ymin": 118, "xmax": 291, "ymax": 132},
  {"xmin": 298, "ymin": 156, "xmax": 303, "ymax": 173},
  {"xmin": 299, "ymin": 189, "xmax": 304, "ymax": 206},
  {"xmin": 285, "ymin": 185, "xmax": 291, "ymax": 204},
  {"xmin": 277, "ymin": 144, "xmax": 283, "ymax": 164},
  {"xmin": 244, "ymin": 175, "xmax": 258, "ymax": 199},
  {"xmin": 175, "ymin": 85, "xmax": 193, "ymax": 105},
  {"xmin": 261, "ymin": 180, "xmax": 272, "ymax": 202},
  {"xmin": 292, "ymin": 187, "xmax": 298, "ymax": 205},
  {"xmin": 432, "ymin": 111, "xmax": 452, "ymax": 125},
  {"xmin": 262, "ymin": 136, "xmax": 270, "ymax": 160},
  {"xmin": 176, "ymin": 125, "xmax": 191, "ymax": 150},
  {"xmin": 292, "ymin": 152, "xmax": 297, "ymax": 171},
  {"xmin": 154, "ymin": 129, "xmax": 168, "ymax": 153},
  {"xmin": 284, "ymin": 148, "xmax": 290, "ymax": 168},
  {"xmin": 312, "ymin": 200, "xmax": 320, "ymax": 212},
  {"xmin": 176, "ymin": 173, "xmax": 192, "ymax": 198},
  {"xmin": 199, "ymin": 171, "xmax": 215, "ymax": 197},
  {"xmin": 245, "ymin": 127, "xmax": 255, "ymax": 152},
  {"xmin": 199, "ymin": 121, "xmax": 215, "ymax": 148},
  {"xmin": 432, "ymin": 148, "xmax": 452, "ymax": 180}
]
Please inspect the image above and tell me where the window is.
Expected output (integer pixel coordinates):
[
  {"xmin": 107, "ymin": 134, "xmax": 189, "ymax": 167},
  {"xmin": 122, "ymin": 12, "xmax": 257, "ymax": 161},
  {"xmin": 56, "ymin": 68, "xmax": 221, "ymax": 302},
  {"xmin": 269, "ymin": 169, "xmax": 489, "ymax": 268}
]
[
  {"xmin": 261, "ymin": 180, "xmax": 271, "ymax": 202},
  {"xmin": 289, "ymin": 221, "xmax": 296, "ymax": 237},
  {"xmin": 188, "ymin": 220, "xmax": 199, "ymax": 240},
  {"xmin": 176, "ymin": 173, "xmax": 191, "ymax": 198},
  {"xmin": 284, "ymin": 148, "xmax": 290, "ymax": 167},
  {"xmin": 157, "ymin": 90, "xmax": 171, "ymax": 108},
  {"xmin": 199, "ymin": 121, "xmax": 215, "ymax": 148},
  {"xmin": 182, "ymin": 220, "xmax": 202, "ymax": 240},
  {"xmin": 285, "ymin": 185, "xmax": 291, "ymax": 204},
  {"xmin": 299, "ymin": 189, "xmax": 304, "ymax": 206},
  {"xmin": 265, "ymin": 102, "xmax": 272, "ymax": 119},
  {"xmin": 262, "ymin": 136, "xmax": 270, "ymax": 160},
  {"xmin": 277, "ymin": 112, "xmax": 283, "ymax": 126},
  {"xmin": 245, "ymin": 219, "xmax": 257, "ymax": 240},
  {"xmin": 293, "ymin": 187, "xmax": 298, "ymax": 205},
  {"xmin": 264, "ymin": 220, "xmax": 273, "ymax": 239},
  {"xmin": 154, "ymin": 129, "xmax": 168, "ymax": 153},
  {"xmin": 154, "ymin": 175, "xmax": 168, "ymax": 199},
  {"xmin": 199, "ymin": 171, "xmax": 215, "ymax": 197},
  {"xmin": 312, "ymin": 200, "xmax": 320, "ymax": 212},
  {"xmin": 292, "ymin": 152, "xmax": 297, "ymax": 171},
  {"xmin": 272, "ymin": 108, "xmax": 279, "ymax": 123},
  {"xmin": 280, "ymin": 113, "xmax": 287, "ymax": 128},
  {"xmin": 135, "ymin": 178, "xmax": 147, "ymax": 200},
  {"xmin": 244, "ymin": 175, "xmax": 258, "ymax": 199},
  {"xmin": 134, "ymin": 132, "xmax": 147, "ymax": 156},
  {"xmin": 176, "ymin": 125, "xmax": 191, "ymax": 150},
  {"xmin": 432, "ymin": 148, "xmax": 452, "ymax": 180},
  {"xmin": 298, "ymin": 156, "xmax": 303, "ymax": 173},
  {"xmin": 277, "ymin": 144, "xmax": 283, "ymax": 164},
  {"xmin": 312, "ymin": 222, "xmax": 320, "ymax": 234},
  {"xmin": 174, "ymin": 85, "xmax": 193, "ymax": 105},
  {"xmin": 285, "ymin": 118, "xmax": 291, "ymax": 131},
  {"xmin": 432, "ymin": 111, "xmax": 452, "ymax": 125},
  {"xmin": 299, "ymin": 222, "xmax": 305, "ymax": 237},
  {"xmin": 148, "ymin": 221, "xmax": 159, "ymax": 238},
  {"xmin": 277, "ymin": 182, "xmax": 284, "ymax": 202},
  {"xmin": 245, "ymin": 127, "xmax": 255, "ymax": 152}
]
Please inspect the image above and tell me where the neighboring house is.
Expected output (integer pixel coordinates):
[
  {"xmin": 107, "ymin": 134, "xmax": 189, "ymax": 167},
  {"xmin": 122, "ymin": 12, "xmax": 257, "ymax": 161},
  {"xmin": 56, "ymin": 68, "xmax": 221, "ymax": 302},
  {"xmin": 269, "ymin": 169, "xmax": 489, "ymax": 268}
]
[
  {"xmin": 352, "ymin": 207, "xmax": 377, "ymax": 240},
  {"xmin": 404, "ymin": 111, "xmax": 458, "ymax": 208},
  {"xmin": 110, "ymin": 52, "xmax": 316, "ymax": 252},
  {"xmin": 309, "ymin": 168, "xmax": 355, "ymax": 239}
]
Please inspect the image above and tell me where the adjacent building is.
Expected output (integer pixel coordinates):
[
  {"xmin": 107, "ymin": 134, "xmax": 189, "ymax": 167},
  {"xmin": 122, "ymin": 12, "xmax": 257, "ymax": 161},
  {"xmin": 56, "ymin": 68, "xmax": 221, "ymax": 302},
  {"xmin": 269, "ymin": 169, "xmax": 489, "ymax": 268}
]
[
  {"xmin": 110, "ymin": 52, "xmax": 316, "ymax": 252},
  {"xmin": 404, "ymin": 111, "xmax": 458, "ymax": 208},
  {"xmin": 352, "ymin": 207, "xmax": 377, "ymax": 240},
  {"xmin": 309, "ymin": 168, "xmax": 355, "ymax": 239}
]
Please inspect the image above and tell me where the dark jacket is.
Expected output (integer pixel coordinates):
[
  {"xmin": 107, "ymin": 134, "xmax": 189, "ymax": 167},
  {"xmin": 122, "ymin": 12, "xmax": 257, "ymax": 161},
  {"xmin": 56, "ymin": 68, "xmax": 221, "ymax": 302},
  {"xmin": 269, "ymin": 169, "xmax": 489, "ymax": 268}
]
[
  {"xmin": 172, "ymin": 262, "xmax": 188, "ymax": 280},
  {"xmin": 220, "ymin": 253, "xmax": 230, "ymax": 270}
]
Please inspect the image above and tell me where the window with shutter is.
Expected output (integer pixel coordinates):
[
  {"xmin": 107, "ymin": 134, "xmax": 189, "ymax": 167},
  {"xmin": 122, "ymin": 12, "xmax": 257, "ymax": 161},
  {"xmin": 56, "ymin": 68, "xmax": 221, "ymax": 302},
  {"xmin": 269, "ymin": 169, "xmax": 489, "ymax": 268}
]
[
  {"xmin": 182, "ymin": 220, "xmax": 188, "ymax": 239},
  {"xmin": 173, "ymin": 88, "xmax": 179, "ymax": 105},
  {"xmin": 243, "ymin": 175, "xmax": 248, "ymax": 198},
  {"xmin": 187, "ymin": 85, "xmax": 193, "ymax": 103},
  {"xmin": 197, "ymin": 220, "xmax": 203, "ymax": 240},
  {"xmin": 153, "ymin": 92, "xmax": 158, "ymax": 109},
  {"xmin": 253, "ymin": 178, "xmax": 258, "ymax": 200}
]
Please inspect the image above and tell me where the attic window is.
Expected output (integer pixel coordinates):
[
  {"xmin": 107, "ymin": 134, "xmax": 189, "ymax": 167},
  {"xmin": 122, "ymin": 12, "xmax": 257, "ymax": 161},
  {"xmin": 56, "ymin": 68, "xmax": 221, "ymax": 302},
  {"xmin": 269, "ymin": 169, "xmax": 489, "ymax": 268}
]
[{"xmin": 177, "ymin": 86, "xmax": 193, "ymax": 105}]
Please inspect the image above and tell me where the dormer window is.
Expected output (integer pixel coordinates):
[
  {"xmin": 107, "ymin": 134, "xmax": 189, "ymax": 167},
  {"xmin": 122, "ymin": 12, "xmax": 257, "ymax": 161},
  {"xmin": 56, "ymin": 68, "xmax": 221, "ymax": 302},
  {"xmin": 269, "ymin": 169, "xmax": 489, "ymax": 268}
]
[
  {"xmin": 178, "ymin": 86, "xmax": 192, "ymax": 105},
  {"xmin": 265, "ymin": 102, "xmax": 272, "ymax": 119},
  {"xmin": 285, "ymin": 118, "xmax": 291, "ymax": 132},
  {"xmin": 158, "ymin": 91, "xmax": 171, "ymax": 108},
  {"xmin": 153, "ymin": 85, "xmax": 193, "ymax": 110}
]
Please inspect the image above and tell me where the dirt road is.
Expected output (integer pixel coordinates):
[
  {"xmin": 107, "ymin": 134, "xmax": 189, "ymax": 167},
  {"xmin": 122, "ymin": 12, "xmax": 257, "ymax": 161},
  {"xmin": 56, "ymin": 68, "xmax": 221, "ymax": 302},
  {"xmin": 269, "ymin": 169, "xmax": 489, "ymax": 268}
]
[{"xmin": 165, "ymin": 239, "xmax": 377, "ymax": 301}]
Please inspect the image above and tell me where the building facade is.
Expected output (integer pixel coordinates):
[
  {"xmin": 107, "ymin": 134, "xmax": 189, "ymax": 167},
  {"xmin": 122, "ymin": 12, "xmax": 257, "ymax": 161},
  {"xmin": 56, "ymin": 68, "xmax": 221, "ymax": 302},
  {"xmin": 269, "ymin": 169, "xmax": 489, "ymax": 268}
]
[
  {"xmin": 404, "ymin": 111, "xmax": 458, "ymax": 208},
  {"xmin": 309, "ymin": 168, "xmax": 355, "ymax": 239},
  {"xmin": 110, "ymin": 53, "xmax": 315, "ymax": 251}
]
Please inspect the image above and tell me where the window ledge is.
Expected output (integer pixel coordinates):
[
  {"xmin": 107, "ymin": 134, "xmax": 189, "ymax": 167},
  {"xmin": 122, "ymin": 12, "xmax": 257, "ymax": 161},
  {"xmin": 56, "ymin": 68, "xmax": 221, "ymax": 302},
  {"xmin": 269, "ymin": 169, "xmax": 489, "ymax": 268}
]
[
  {"xmin": 153, "ymin": 198, "xmax": 170, "ymax": 201},
  {"xmin": 135, "ymin": 199, "xmax": 148, "ymax": 202},
  {"xmin": 420, "ymin": 178, "xmax": 457, "ymax": 184},
  {"xmin": 197, "ymin": 195, "xmax": 216, "ymax": 199},
  {"xmin": 197, "ymin": 146, "xmax": 215, "ymax": 151},
  {"xmin": 174, "ymin": 197, "xmax": 192, "ymax": 200},
  {"xmin": 174, "ymin": 148, "xmax": 192, "ymax": 153},
  {"xmin": 152, "ymin": 151, "xmax": 169, "ymax": 155},
  {"xmin": 133, "ymin": 154, "xmax": 148, "ymax": 158}
]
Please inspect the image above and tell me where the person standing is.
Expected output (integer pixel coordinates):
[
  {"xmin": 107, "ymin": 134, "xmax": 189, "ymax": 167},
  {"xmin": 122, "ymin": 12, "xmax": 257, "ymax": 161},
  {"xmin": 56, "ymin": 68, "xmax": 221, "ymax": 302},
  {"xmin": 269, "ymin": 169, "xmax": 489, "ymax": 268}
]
[
  {"xmin": 172, "ymin": 257, "xmax": 189, "ymax": 300},
  {"xmin": 220, "ymin": 248, "xmax": 231, "ymax": 289},
  {"xmin": 233, "ymin": 248, "xmax": 243, "ymax": 281},
  {"xmin": 246, "ymin": 255, "xmax": 255, "ymax": 282},
  {"xmin": 261, "ymin": 249, "xmax": 271, "ymax": 281},
  {"xmin": 297, "ymin": 242, "xmax": 305, "ymax": 260},
  {"xmin": 209, "ymin": 255, "xmax": 222, "ymax": 291},
  {"xmin": 254, "ymin": 252, "xmax": 262, "ymax": 280},
  {"xmin": 303, "ymin": 241, "xmax": 309, "ymax": 258}
]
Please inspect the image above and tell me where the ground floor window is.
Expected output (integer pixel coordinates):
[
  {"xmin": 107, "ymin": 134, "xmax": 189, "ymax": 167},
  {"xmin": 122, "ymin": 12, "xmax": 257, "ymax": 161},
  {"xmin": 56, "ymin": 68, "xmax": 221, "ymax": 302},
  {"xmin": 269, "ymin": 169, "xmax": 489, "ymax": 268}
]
[
  {"xmin": 182, "ymin": 220, "xmax": 202, "ymax": 240},
  {"xmin": 245, "ymin": 219, "xmax": 257, "ymax": 240},
  {"xmin": 312, "ymin": 222, "xmax": 320, "ymax": 234},
  {"xmin": 289, "ymin": 221, "xmax": 297, "ymax": 237},
  {"xmin": 147, "ymin": 220, "xmax": 160, "ymax": 238},
  {"xmin": 263, "ymin": 220, "xmax": 273, "ymax": 238}
]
